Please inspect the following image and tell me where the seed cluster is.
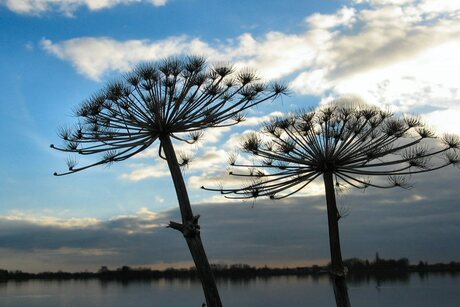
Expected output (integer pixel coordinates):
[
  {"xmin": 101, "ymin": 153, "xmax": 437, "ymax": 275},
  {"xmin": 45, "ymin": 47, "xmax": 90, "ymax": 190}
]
[
  {"xmin": 203, "ymin": 99, "xmax": 460, "ymax": 199},
  {"xmin": 51, "ymin": 56, "xmax": 288, "ymax": 175}
]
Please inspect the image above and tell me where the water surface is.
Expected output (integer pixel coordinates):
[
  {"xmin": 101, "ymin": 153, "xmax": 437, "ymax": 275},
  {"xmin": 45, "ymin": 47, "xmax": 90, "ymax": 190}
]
[{"xmin": 1, "ymin": 273, "xmax": 459, "ymax": 306}]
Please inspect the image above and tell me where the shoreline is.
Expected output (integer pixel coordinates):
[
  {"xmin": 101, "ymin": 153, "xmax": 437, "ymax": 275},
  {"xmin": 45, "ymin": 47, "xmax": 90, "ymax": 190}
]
[{"xmin": 1, "ymin": 257, "xmax": 460, "ymax": 282}]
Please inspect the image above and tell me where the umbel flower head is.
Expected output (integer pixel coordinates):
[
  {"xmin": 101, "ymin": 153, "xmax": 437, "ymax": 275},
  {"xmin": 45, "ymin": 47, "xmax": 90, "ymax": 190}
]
[
  {"xmin": 203, "ymin": 96, "xmax": 460, "ymax": 283},
  {"xmin": 205, "ymin": 97, "xmax": 460, "ymax": 199},
  {"xmin": 51, "ymin": 56, "xmax": 288, "ymax": 175}
]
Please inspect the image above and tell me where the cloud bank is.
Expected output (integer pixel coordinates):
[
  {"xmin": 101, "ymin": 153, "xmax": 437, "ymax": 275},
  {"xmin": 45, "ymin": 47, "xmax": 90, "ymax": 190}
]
[
  {"xmin": 41, "ymin": 0, "xmax": 460, "ymax": 133},
  {"xmin": 1, "ymin": 167, "xmax": 459, "ymax": 272}
]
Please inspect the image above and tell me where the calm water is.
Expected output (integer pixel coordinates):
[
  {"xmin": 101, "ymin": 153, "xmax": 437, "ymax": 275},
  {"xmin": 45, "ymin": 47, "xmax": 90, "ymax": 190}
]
[{"xmin": 0, "ymin": 273, "xmax": 459, "ymax": 306}]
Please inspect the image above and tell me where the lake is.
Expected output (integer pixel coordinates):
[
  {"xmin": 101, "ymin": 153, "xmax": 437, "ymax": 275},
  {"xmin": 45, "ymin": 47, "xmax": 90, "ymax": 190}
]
[{"xmin": 1, "ymin": 273, "xmax": 459, "ymax": 306}]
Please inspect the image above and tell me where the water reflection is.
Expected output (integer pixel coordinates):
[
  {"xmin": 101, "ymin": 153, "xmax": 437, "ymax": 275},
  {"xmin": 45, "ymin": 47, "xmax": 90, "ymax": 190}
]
[
  {"xmin": 347, "ymin": 271, "xmax": 410, "ymax": 285},
  {"xmin": 0, "ymin": 273, "xmax": 459, "ymax": 307},
  {"xmin": 330, "ymin": 271, "xmax": 414, "ymax": 307}
]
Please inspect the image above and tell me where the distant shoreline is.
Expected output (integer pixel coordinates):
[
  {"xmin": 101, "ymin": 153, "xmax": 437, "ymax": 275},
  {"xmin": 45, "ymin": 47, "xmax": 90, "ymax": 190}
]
[{"xmin": 1, "ymin": 257, "xmax": 459, "ymax": 281}]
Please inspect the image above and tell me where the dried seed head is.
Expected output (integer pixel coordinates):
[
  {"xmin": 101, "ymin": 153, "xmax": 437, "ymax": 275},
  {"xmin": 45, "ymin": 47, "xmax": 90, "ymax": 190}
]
[
  {"xmin": 66, "ymin": 157, "xmax": 78, "ymax": 171},
  {"xmin": 444, "ymin": 151, "xmax": 460, "ymax": 166},
  {"xmin": 233, "ymin": 113, "xmax": 246, "ymax": 123},
  {"xmin": 178, "ymin": 152, "xmax": 193, "ymax": 168},
  {"xmin": 415, "ymin": 127, "xmax": 435, "ymax": 139},
  {"xmin": 212, "ymin": 63, "xmax": 234, "ymax": 78},
  {"xmin": 184, "ymin": 55, "xmax": 206, "ymax": 74},
  {"xmin": 228, "ymin": 152, "xmax": 238, "ymax": 166},
  {"xmin": 404, "ymin": 115, "xmax": 422, "ymax": 128},
  {"xmin": 388, "ymin": 176, "xmax": 412, "ymax": 189},
  {"xmin": 242, "ymin": 133, "xmax": 261, "ymax": 153},
  {"xmin": 188, "ymin": 131, "xmax": 204, "ymax": 144},
  {"xmin": 237, "ymin": 69, "xmax": 258, "ymax": 85},
  {"xmin": 270, "ymin": 82, "xmax": 289, "ymax": 95},
  {"xmin": 442, "ymin": 134, "xmax": 460, "ymax": 149}
]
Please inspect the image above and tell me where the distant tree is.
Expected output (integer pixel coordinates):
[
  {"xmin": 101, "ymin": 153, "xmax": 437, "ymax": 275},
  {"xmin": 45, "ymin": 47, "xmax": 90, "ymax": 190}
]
[
  {"xmin": 203, "ymin": 97, "xmax": 459, "ymax": 278},
  {"xmin": 51, "ymin": 56, "xmax": 287, "ymax": 307},
  {"xmin": 0, "ymin": 269, "xmax": 8, "ymax": 280}
]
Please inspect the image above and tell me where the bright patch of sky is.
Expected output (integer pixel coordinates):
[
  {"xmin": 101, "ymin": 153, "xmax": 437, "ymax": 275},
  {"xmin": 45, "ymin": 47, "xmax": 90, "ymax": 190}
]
[{"xmin": 1, "ymin": 0, "xmax": 459, "ymax": 269}]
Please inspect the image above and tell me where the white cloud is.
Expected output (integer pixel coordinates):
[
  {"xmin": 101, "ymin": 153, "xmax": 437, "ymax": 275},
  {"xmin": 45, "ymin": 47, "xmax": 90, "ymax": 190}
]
[
  {"xmin": 422, "ymin": 107, "xmax": 460, "ymax": 135},
  {"xmin": 41, "ymin": 37, "xmax": 198, "ymax": 80},
  {"xmin": 1, "ymin": 209, "xmax": 101, "ymax": 228},
  {"xmin": 120, "ymin": 161, "xmax": 170, "ymax": 181},
  {"xmin": 353, "ymin": 0, "xmax": 417, "ymax": 5},
  {"xmin": 41, "ymin": 1, "xmax": 460, "ymax": 128},
  {"xmin": 194, "ymin": 126, "xmax": 232, "ymax": 145},
  {"xmin": 1, "ymin": 0, "xmax": 167, "ymax": 15},
  {"xmin": 41, "ymin": 32, "xmax": 320, "ymax": 81},
  {"xmin": 136, "ymin": 207, "xmax": 159, "ymax": 219},
  {"xmin": 306, "ymin": 6, "xmax": 357, "ymax": 29},
  {"xmin": 227, "ymin": 31, "xmax": 325, "ymax": 80},
  {"xmin": 0, "ymin": 207, "xmax": 164, "ymax": 234},
  {"xmin": 187, "ymin": 148, "xmax": 227, "ymax": 172},
  {"xmin": 239, "ymin": 111, "xmax": 285, "ymax": 127},
  {"xmin": 326, "ymin": 38, "xmax": 460, "ymax": 115}
]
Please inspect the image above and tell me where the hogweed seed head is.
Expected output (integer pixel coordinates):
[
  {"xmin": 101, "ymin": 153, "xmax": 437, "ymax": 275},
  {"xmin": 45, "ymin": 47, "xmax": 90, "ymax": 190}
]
[
  {"xmin": 52, "ymin": 56, "xmax": 287, "ymax": 176},
  {"xmin": 203, "ymin": 97, "xmax": 459, "ymax": 199}
]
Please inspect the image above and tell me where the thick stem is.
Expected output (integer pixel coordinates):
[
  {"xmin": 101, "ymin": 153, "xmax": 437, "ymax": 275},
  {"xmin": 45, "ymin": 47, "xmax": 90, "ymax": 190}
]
[
  {"xmin": 331, "ymin": 276, "xmax": 352, "ymax": 307},
  {"xmin": 160, "ymin": 135, "xmax": 222, "ymax": 307},
  {"xmin": 323, "ymin": 171, "xmax": 345, "ymax": 276},
  {"xmin": 185, "ymin": 235, "xmax": 222, "ymax": 307}
]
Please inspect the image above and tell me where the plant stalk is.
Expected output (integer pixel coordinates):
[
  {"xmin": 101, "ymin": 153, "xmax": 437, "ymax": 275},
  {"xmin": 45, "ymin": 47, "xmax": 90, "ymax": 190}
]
[
  {"xmin": 323, "ymin": 171, "xmax": 345, "ymax": 276},
  {"xmin": 160, "ymin": 134, "xmax": 222, "ymax": 307},
  {"xmin": 331, "ymin": 275, "xmax": 351, "ymax": 307},
  {"xmin": 324, "ymin": 171, "xmax": 351, "ymax": 306}
]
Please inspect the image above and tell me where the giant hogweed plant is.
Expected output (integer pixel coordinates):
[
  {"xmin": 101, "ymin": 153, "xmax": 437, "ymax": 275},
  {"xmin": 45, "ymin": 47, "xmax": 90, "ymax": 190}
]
[
  {"xmin": 51, "ymin": 56, "xmax": 288, "ymax": 307},
  {"xmin": 203, "ymin": 98, "xmax": 460, "ymax": 278}
]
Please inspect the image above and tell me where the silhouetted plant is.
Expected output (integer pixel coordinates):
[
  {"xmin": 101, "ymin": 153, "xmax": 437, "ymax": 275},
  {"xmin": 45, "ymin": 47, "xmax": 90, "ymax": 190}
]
[
  {"xmin": 51, "ymin": 55, "xmax": 288, "ymax": 307},
  {"xmin": 203, "ymin": 97, "xmax": 459, "ymax": 278}
]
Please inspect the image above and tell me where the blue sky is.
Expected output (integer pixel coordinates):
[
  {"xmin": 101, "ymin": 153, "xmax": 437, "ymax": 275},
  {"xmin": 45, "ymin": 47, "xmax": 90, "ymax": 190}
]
[{"xmin": 1, "ymin": 0, "xmax": 460, "ymax": 272}]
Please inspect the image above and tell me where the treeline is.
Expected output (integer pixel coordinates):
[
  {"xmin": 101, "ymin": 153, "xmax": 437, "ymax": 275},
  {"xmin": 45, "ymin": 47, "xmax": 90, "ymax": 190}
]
[
  {"xmin": 1, "ymin": 256, "xmax": 460, "ymax": 281},
  {"xmin": 344, "ymin": 257, "xmax": 460, "ymax": 273}
]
